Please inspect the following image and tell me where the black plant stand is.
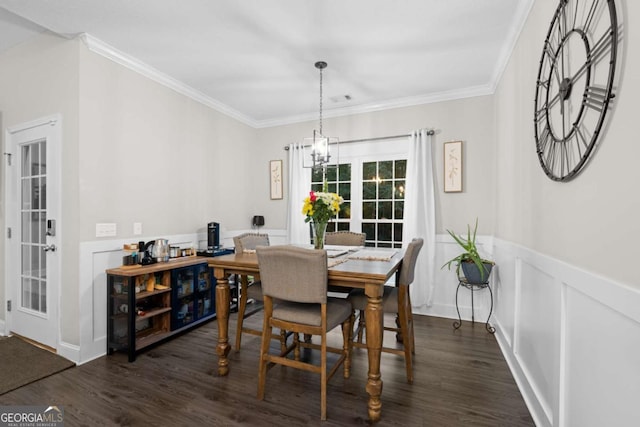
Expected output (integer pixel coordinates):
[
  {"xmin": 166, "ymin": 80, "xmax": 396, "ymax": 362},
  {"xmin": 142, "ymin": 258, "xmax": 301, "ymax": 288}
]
[{"xmin": 453, "ymin": 277, "xmax": 495, "ymax": 334}]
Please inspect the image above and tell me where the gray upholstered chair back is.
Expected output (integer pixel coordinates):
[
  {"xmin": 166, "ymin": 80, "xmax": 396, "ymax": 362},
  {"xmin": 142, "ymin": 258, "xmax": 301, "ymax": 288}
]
[
  {"xmin": 399, "ymin": 238, "xmax": 424, "ymax": 286},
  {"xmin": 234, "ymin": 233, "xmax": 270, "ymax": 253},
  {"xmin": 257, "ymin": 245, "xmax": 328, "ymax": 304},
  {"xmin": 324, "ymin": 231, "xmax": 366, "ymax": 246}
]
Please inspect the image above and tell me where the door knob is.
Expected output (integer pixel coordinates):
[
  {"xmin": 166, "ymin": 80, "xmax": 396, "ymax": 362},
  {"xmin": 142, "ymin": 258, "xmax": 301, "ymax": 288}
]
[{"xmin": 43, "ymin": 244, "xmax": 57, "ymax": 252}]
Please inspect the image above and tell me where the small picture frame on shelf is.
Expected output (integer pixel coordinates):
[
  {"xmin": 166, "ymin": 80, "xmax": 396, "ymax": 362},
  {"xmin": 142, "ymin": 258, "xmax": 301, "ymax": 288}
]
[
  {"xmin": 444, "ymin": 141, "xmax": 463, "ymax": 193},
  {"xmin": 270, "ymin": 160, "xmax": 283, "ymax": 200}
]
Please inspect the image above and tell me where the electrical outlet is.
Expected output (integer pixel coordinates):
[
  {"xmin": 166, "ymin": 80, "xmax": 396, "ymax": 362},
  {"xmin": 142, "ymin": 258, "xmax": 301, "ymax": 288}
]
[
  {"xmin": 96, "ymin": 223, "xmax": 117, "ymax": 237},
  {"xmin": 133, "ymin": 222, "xmax": 143, "ymax": 235}
]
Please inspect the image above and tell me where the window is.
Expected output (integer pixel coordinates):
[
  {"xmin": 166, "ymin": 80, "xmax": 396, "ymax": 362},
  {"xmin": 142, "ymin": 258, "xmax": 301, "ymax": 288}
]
[
  {"xmin": 311, "ymin": 156, "xmax": 406, "ymax": 248},
  {"xmin": 311, "ymin": 164, "xmax": 351, "ymax": 232},
  {"xmin": 361, "ymin": 160, "xmax": 406, "ymax": 248}
]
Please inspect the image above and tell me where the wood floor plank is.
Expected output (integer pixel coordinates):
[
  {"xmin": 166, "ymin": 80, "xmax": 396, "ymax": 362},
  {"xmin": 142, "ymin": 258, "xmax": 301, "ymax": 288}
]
[{"xmin": 1, "ymin": 312, "xmax": 533, "ymax": 426}]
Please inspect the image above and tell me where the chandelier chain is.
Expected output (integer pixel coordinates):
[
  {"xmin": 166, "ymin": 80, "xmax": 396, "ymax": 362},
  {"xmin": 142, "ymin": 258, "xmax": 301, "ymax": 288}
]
[{"xmin": 319, "ymin": 65, "xmax": 323, "ymax": 136}]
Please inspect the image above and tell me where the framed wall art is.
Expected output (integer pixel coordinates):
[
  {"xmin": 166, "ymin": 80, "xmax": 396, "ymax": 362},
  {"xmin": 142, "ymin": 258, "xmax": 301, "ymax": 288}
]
[
  {"xmin": 444, "ymin": 141, "xmax": 462, "ymax": 193},
  {"xmin": 270, "ymin": 160, "xmax": 283, "ymax": 200}
]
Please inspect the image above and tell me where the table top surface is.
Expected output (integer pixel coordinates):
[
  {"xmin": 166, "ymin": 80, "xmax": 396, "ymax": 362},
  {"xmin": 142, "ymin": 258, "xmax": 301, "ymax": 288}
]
[{"xmin": 208, "ymin": 246, "xmax": 404, "ymax": 287}]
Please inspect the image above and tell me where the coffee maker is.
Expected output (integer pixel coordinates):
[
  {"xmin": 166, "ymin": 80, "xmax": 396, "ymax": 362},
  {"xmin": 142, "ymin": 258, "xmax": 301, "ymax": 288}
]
[{"xmin": 207, "ymin": 222, "xmax": 220, "ymax": 251}]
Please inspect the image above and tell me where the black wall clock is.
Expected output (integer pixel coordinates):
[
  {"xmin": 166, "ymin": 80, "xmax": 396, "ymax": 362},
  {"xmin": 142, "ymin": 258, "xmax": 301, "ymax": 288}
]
[{"xmin": 534, "ymin": 0, "xmax": 618, "ymax": 181}]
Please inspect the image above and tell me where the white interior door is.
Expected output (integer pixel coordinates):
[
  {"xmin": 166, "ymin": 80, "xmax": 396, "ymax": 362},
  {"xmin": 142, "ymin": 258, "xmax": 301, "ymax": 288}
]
[{"xmin": 4, "ymin": 116, "xmax": 61, "ymax": 350}]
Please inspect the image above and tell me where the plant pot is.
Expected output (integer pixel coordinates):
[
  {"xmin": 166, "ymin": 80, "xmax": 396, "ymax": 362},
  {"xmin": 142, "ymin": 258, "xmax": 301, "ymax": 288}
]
[{"xmin": 461, "ymin": 261, "xmax": 493, "ymax": 284}]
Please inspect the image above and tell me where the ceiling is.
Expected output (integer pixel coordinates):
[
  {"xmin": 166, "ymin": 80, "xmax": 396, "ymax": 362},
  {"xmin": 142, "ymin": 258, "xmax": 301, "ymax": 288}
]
[{"xmin": 0, "ymin": 0, "xmax": 533, "ymax": 128}]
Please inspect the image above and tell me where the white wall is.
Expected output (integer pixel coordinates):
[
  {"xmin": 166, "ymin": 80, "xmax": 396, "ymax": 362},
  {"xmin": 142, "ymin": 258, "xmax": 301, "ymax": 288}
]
[
  {"xmin": 0, "ymin": 31, "xmax": 81, "ymax": 343},
  {"xmin": 2, "ymin": 4, "xmax": 640, "ymax": 426},
  {"xmin": 254, "ymin": 95, "xmax": 497, "ymax": 234},
  {"xmin": 488, "ymin": 1, "xmax": 640, "ymax": 425}
]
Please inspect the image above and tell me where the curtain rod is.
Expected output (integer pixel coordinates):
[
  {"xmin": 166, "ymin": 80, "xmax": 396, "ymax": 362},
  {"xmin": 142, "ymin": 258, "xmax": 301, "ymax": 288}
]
[{"xmin": 283, "ymin": 129, "xmax": 435, "ymax": 150}]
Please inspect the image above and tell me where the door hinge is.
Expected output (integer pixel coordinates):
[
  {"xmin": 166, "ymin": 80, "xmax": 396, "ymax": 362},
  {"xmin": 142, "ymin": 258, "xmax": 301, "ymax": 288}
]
[
  {"xmin": 7, "ymin": 300, "xmax": 11, "ymax": 312},
  {"xmin": 7, "ymin": 227, "xmax": 11, "ymax": 239},
  {"xmin": 3, "ymin": 152, "xmax": 11, "ymax": 166}
]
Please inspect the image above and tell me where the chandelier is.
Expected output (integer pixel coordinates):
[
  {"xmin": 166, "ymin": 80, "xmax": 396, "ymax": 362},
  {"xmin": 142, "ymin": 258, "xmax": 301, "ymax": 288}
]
[{"xmin": 304, "ymin": 61, "xmax": 338, "ymax": 169}]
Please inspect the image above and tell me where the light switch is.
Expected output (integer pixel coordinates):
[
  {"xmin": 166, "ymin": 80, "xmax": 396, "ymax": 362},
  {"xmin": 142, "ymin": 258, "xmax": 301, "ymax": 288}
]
[
  {"xmin": 133, "ymin": 222, "xmax": 143, "ymax": 235},
  {"xmin": 96, "ymin": 223, "xmax": 117, "ymax": 237}
]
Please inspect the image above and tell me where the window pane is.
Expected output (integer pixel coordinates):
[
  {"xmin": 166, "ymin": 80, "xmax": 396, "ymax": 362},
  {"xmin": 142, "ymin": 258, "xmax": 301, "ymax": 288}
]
[
  {"xmin": 325, "ymin": 166, "xmax": 337, "ymax": 182},
  {"xmin": 395, "ymin": 160, "xmax": 407, "ymax": 179},
  {"xmin": 363, "ymin": 182, "xmax": 377, "ymax": 200},
  {"xmin": 363, "ymin": 202, "xmax": 376, "ymax": 219},
  {"xmin": 326, "ymin": 182, "xmax": 337, "ymax": 193},
  {"xmin": 394, "ymin": 201, "xmax": 404, "ymax": 220},
  {"xmin": 362, "ymin": 223, "xmax": 375, "ymax": 241},
  {"xmin": 394, "ymin": 180, "xmax": 405, "ymax": 199},
  {"xmin": 394, "ymin": 223, "xmax": 403, "ymax": 243},
  {"xmin": 363, "ymin": 162, "xmax": 376, "ymax": 180},
  {"xmin": 339, "ymin": 202, "xmax": 351, "ymax": 219},
  {"xmin": 378, "ymin": 201, "xmax": 392, "ymax": 219},
  {"xmin": 311, "ymin": 167, "xmax": 323, "ymax": 182},
  {"xmin": 379, "ymin": 161, "xmax": 393, "ymax": 179},
  {"xmin": 311, "ymin": 183, "xmax": 323, "ymax": 192},
  {"xmin": 338, "ymin": 164, "xmax": 351, "ymax": 181},
  {"xmin": 379, "ymin": 181, "xmax": 392, "ymax": 199},
  {"xmin": 338, "ymin": 182, "xmax": 351, "ymax": 200},
  {"xmin": 377, "ymin": 223, "xmax": 392, "ymax": 241},
  {"xmin": 337, "ymin": 222, "xmax": 350, "ymax": 231}
]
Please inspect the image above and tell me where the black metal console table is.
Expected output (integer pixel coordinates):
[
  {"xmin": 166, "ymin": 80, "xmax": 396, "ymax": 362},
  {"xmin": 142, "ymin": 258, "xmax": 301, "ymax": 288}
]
[{"xmin": 453, "ymin": 276, "xmax": 495, "ymax": 334}]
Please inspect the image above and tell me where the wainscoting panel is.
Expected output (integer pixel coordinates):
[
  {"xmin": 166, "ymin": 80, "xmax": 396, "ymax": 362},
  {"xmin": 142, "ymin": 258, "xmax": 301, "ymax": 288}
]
[
  {"xmin": 514, "ymin": 260, "xmax": 560, "ymax": 425},
  {"xmin": 562, "ymin": 286, "xmax": 640, "ymax": 427},
  {"xmin": 492, "ymin": 238, "xmax": 640, "ymax": 427},
  {"xmin": 77, "ymin": 229, "xmax": 288, "ymax": 365}
]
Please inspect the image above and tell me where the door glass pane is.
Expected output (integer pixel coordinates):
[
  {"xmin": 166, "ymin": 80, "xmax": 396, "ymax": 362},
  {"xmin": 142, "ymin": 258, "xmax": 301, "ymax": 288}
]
[{"xmin": 20, "ymin": 140, "xmax": 47, "ymax": 314}]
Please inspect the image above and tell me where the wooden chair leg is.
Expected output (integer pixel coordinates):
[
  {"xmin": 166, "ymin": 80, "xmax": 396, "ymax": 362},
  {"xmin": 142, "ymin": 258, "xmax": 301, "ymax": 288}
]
[
  {"xmin": 293, "ymin": 333, "xmax": 300, "ymax": 361},
  {"xmin": 398, "ymin": 288, "xmax": 413, "ymax": 384},
  {"xmin": 257, "ymin": 298, "xmax": 273, "ymax": 400},
  {"xmin": 407, "ymin": 292, "xmax": 416, "ymax": 355},
  {"xmin": 356, "ymin": 310, "xmax": 365, "ymax": 343},
  {"xmin": 279, "ymin": 329, "xmax": 287, "ymax": 353},
  {"xmin": 320, "ymin": 329, "xmax": 327, "ymax": 421},
  {"xmin": 235, "ymin": 275, "xmax": 250, "ymax": 351},
  {"xmin": 342, "ymin": 317, "xmax": 352, "ymax": 379}
]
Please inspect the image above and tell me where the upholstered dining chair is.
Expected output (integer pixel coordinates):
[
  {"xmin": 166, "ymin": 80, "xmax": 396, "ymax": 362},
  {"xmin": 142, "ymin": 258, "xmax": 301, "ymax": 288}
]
[
  {"xmin": 347, "ymin": 237, "xmax": 424, "ymax": 383},
  {"xmin": 233, "ymin": 233, "xmax": 287, "ymax": 352},
  {"xmin": 256, "ymin": 245, "xmax": 353, "ymax": 421},
  {"xmin": 324, "ymin": 230, "xmax": 366, "ymax": 246},
  {"xmin": 324, "ymin": 231, "xmax": 366, "ymax": 298}
]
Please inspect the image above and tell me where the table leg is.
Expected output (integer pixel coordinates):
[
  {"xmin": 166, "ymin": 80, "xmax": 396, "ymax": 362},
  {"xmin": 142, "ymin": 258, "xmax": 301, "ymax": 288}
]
[
  {"xmin": 364, "ymin": 283, "xmax": 384, "ymax": 422},
  {"xmin": 215, "ymin": 269, "xmax": 231, "ymax": 376}
]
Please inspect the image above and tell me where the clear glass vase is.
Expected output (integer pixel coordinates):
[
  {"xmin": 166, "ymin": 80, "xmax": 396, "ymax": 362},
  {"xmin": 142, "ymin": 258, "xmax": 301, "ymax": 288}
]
[{"xmin": 312, "ymin": 221, "xmax": 328, "ymax": 250}]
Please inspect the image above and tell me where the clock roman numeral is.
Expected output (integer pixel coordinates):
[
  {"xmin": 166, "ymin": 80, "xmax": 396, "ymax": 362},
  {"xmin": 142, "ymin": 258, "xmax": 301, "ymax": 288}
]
[
  {"xmin": 583, "ymin": 86, "xmax": 610, "ymax": 112},
  {"xmin": 589, "ymin": 25, "xmax": 615, "ymax": 66},
  {"xmin": 536, "ymin": 125, "xmax": 552, "ymax": 154},
  {"xmin": 582, "ymin": 0, "xmax": 603, "ymax": 36}
]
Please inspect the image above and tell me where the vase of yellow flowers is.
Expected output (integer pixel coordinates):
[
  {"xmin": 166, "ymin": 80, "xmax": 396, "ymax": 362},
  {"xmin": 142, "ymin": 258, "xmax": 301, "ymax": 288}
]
[{"xmin": 302, "ymin": 190, "xmax": 343, "ymax": 249}]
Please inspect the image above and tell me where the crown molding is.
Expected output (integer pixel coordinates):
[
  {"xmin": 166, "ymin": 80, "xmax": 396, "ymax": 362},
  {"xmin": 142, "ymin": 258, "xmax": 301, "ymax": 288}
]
[
  {"xmin": 78, "ymin": 5, "xmax": 532, "ymax": 132},
  {"xmin": 488, "ymin": 0, "xmax": 535, "ymax": 93},
  {"xmin": 79, "ymin": 33, "xmax": 258, "ymax": 128}
]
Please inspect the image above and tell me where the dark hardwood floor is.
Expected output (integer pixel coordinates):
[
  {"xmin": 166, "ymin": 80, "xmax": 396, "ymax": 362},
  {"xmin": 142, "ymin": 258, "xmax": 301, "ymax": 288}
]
[{"xmin": 1, "ymin": 311, "xmax": 534, "ymax": 426}]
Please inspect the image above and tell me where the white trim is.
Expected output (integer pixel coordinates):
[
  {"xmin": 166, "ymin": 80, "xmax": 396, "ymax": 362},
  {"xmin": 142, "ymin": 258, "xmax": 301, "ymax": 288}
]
[
  {"xmin": 3, "ymin": 114, "xmax": 63, "ymax": 350},
  {"xmin": 79, "ymin": 33, "xmax": 256, "ymax": 128}
]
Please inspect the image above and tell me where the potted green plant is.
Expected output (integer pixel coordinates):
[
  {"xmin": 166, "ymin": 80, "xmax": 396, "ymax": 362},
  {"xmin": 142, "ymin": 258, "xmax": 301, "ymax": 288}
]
[{"xmin": 441, "ymin": 219, "xmax": 495, "ymax": 283}]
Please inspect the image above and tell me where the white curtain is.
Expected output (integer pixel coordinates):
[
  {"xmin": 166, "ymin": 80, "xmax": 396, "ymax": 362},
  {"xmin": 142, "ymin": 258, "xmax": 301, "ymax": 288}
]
[
  {"xmin": 402, "ymin": 129, "xmax": 436, "ymax": 307},
  {"xmin": 286, "ymin": 143, "xmax": 312, "ymax": 244}
]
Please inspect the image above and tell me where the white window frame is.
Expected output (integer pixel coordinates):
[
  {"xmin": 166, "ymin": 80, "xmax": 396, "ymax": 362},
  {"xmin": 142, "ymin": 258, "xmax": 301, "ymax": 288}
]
[{"xmin": 328, "ymin": 137, "xmax": 409, "ymax": 241}]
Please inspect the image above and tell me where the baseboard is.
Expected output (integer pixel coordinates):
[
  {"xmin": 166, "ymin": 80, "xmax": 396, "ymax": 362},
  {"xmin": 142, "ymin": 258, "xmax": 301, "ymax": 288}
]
[{"xmin": 57, "ymin": 340, "xmax": 80, "ymax": 364}]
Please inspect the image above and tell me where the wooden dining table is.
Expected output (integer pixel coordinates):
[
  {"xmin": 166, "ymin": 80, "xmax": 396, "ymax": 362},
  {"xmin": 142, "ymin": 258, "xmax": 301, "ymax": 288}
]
[{"xmin": 207, "ymin": 247, "xmax": 404, "ymax": 422}]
